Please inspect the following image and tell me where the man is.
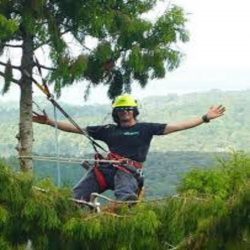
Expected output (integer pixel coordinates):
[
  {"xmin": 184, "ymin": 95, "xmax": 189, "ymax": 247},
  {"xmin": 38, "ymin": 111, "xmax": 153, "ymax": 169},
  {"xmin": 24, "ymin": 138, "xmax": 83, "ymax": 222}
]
[{"xmin": 33, "ymin": 94, "xmax": 226, "ymax": 201}]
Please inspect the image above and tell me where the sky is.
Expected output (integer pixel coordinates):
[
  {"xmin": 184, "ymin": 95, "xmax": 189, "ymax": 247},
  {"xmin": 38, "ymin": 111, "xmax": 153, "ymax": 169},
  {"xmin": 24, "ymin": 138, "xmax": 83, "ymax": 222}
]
[{"xmin": 1, "ymin": 0, "xmax": 250, "ymax": 105}]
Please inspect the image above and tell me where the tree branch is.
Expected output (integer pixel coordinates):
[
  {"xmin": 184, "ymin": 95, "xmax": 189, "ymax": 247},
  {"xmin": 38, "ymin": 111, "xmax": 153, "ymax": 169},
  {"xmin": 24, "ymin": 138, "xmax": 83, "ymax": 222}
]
[
  {"xmin": 4, "ymin": 43, "xmax": 22, "ymax": 48},
  {"xmin": 34, "ymin": 62, "xmax": 56, "ymax": 71},
  {"xmin": 0, "ymin": 61, "xmax": 21, "ymax": 70},
  {"xmin": 0, "ymin": 70, "xmax": 20, "ymax": 85},
  {"xmin": 33, "ymin": 28, "xmax": 70, "ymax": 51},
  {"xmin": 71, "ymin": 33, "xmax": 92, "ymax": 52}
]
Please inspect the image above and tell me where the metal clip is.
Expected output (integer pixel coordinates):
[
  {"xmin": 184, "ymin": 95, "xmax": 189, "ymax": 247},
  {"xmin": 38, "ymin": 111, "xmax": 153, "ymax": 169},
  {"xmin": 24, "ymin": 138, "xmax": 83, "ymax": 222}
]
[
  {"xmin": 136, "ymin": 168, "xmax": 144, "ymax": 178},
  {"xmin": 81, "ymin": 161, "xmax": 91, "ymax": 170}
]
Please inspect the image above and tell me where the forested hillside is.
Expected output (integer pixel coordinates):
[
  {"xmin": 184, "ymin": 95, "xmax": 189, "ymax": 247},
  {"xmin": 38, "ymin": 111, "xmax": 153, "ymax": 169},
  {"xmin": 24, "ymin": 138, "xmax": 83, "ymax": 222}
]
[{"xmin": 1, "ymin": 90, "xmax": 249, "ymax": 157}]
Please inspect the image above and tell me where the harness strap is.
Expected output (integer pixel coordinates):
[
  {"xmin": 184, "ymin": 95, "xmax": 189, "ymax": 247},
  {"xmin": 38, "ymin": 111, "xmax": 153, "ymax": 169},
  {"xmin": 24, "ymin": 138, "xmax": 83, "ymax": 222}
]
[
  {"xmin": 108, "ymin": 152, "xmax": 144, "ymax": 197},
  {"xmin": 94, "ymin": 167, "xmax": 108, "ymax": 191},
  {"xmin": 93, "ymin": 152, "xmax": 143, "ymax": 191},
  {"xmin": 93, "ymin": 154, "xmax": 108, "ymax": 191},
  {"xmin": 107, "ymin": 152, "xmax": 143, "ymax": 169}
]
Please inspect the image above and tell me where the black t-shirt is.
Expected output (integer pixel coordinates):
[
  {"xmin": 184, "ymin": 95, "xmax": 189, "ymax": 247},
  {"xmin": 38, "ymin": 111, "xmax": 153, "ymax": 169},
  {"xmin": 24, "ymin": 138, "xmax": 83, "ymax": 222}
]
[{"xmin": 87, "ymin": 122, "xmax": 166, "ymax": 162}]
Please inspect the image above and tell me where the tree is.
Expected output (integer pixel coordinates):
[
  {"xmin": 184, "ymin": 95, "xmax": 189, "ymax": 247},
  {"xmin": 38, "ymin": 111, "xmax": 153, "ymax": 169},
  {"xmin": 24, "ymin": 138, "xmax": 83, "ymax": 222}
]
[{"xmin": 0, "ymin": 0, "xmax": 189, "ymax": 171}]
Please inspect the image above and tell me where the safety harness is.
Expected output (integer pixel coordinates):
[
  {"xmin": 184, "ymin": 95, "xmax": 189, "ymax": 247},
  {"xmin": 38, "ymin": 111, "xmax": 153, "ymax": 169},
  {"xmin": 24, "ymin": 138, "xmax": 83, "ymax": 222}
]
[{"xmin": 93, "ymin": 152, "xmax": 144, "ymax": 191}]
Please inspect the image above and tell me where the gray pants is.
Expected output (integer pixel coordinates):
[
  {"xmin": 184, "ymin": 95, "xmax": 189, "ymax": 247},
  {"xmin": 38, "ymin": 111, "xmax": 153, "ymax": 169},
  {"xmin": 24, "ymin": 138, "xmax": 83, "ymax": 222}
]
[{"xmin": 73, "ymin": 164, "xmax": 140, "ymax": 201}]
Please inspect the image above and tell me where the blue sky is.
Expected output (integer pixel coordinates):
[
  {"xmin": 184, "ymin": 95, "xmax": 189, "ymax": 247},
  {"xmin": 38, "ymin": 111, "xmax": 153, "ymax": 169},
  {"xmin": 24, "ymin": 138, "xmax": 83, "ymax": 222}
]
[{"xmin": 1, "ymin": 0, "xmax": 250, "ymax": 105}]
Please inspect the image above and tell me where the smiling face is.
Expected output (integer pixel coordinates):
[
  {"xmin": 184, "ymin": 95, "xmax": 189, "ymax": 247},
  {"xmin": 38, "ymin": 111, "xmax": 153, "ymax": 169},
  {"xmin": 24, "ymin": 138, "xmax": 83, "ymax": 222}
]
[{"xmin": 114, "ymin": 107, "xmax": 137, "ymax": 126}]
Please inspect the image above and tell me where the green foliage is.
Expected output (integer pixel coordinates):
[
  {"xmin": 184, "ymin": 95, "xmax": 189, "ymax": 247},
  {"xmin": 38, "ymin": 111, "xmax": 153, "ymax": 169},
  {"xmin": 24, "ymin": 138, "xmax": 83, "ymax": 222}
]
[
  {"xmin": 1, "ymin": 152, "xmax": 250, "ymax": 249},
  {"xmin": 107, "ymin": 69, "xmax": 124, "ymax": 98},
  {"xmin": 85, "ymin": 42, "xmax": 113, "ymax": 85},
  {"xmin": 171, "ymin": 152, "xmax": 250, "ymax": 249},
  {"xmin": 1, "ymin": 59, "xmax": 13, "ymax": 95},
  {"xmin": 50, "ymin": 54, "xmax": 88, "ymax": 97},
  {"xmin": 0, "ymin": 14, "xmax": 18, "ymax": 55},
  {"xmin": 0, "ymin": 15, "xmax": 18, "ymax": 41},
  {"xmin": 178, "ymin": 169, "xmax": 231, "ymax": 199},
  {"xmin": 179, "ymin": 151, "xmax": 250, "ymax": 200},
  {"xmin": 0, "ymin": 153, "xmax": 250, "ymax": 250},
  {"xmin": 154, "ymin": 6, "xmax": 189, "ymax": 44}
]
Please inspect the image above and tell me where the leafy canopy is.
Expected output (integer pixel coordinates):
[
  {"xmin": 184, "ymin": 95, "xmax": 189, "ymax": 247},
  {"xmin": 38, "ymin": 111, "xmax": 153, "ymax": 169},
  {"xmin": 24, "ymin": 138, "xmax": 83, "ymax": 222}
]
[{"xmin": 0, "ymin": 0, "xmax": 189, "ymax": 99}]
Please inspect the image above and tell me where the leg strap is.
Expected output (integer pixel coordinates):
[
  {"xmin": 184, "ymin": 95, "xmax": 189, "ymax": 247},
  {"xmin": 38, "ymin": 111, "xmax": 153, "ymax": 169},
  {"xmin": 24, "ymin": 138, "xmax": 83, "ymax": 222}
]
[
  {"xmin": 93, "ymin": 153, "xmax": 109, "ymax": 191},
  {"xmin": 93, "ymin": 166, "xmax": 108, "ymax": 191}
]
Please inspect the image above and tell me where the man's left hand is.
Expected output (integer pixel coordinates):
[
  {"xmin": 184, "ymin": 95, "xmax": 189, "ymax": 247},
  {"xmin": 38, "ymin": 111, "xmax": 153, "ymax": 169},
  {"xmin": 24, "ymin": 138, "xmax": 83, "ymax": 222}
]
[{"xmin": 206, "ymin": 105, "xmax": 226, "ymax": 120}]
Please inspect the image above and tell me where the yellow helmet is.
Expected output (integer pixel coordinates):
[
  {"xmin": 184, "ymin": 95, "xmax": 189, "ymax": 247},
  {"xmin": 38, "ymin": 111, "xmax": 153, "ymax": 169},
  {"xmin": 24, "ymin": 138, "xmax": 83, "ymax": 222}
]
[{"xmin": 112, "ymin": 94, "xmax": 138, "ymax": 108}]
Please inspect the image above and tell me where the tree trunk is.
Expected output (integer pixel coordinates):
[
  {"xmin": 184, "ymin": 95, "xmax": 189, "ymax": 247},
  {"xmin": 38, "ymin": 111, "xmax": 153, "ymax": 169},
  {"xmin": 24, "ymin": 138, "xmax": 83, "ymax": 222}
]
[{"xmin": 19, "ymin": 33, "xmax": 34, "ymax": 171}]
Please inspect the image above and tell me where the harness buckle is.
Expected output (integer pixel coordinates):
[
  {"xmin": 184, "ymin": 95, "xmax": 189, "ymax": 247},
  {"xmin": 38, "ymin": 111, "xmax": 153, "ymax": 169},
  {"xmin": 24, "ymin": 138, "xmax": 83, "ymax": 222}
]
[
  {"xmin": 81, "ymin": 161, "xmax": 91, "ymax": 170},
  {"xmin": 136, "ymin": 168, "xmax": 144, "ymax": 178}
]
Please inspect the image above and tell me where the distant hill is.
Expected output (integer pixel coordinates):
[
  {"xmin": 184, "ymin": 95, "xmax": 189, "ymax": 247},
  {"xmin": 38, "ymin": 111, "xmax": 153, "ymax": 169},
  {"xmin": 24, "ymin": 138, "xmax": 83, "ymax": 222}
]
[{"xmin": 0, "ymin": 89, "xmax": 249, "ymax": 157}]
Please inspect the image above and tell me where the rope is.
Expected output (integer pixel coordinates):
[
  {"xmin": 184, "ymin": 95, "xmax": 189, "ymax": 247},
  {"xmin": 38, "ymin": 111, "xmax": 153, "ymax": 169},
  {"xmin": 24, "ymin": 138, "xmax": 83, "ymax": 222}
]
[
  {"xmin": 53, "ymin": 104, "xmax": 61, "ymax": 186},
  {"xmin": 18, "ymin": 155, "xmax": 123, "ymax": 165},
  {"xmin": 164, "ymin": 241, "xmax": 179, "ymax": 250},
  {"xmin": 48, "ymin": 96, "xmax": 107, "ymax": 153},
  {"xmin": 83, "ymin": 212, "xmax": 130, "ymax": 220},
  {"xmin": 33, "ymin": 100, "xmax": 45, "ymax": 114},
  {"xmin": 88, "ymin": 193, "xmax": 208, "ymax": 205},
  {"xmin": 70, "ymin": 198, "xmax": 101, "ymax": 212},
  {"xmin": 90, "ymin": 192, "xmax": 140, "ymax": 205}
]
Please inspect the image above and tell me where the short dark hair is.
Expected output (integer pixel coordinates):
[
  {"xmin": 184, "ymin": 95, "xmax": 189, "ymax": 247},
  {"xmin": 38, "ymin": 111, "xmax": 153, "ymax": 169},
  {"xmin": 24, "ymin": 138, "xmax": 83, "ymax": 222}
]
[{"xmin": 112, "ymin": 107, "xmax": 139, "ymax": 124}]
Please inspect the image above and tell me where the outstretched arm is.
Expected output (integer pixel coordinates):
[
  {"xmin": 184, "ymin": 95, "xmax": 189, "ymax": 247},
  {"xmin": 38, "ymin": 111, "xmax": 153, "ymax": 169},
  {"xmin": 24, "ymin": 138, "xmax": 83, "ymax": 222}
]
[
  {"xmin": 32, "ymin": 112, "xmax": 85, "ymax": 134},
  {"xmin": 164, "ymin": 105, "xmax": 226, "ymax": 135}
]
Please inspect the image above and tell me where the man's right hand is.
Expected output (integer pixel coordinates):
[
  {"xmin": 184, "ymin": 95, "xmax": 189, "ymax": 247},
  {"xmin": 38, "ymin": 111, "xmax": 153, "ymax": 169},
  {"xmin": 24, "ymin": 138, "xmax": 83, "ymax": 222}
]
[
  {"xmin": 32, "ymin": 111, "xmax": 84, "ymax": 134},
  {"xmin": 32, "ymin": 111, "xmax": 50, "ymax": 125}
]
